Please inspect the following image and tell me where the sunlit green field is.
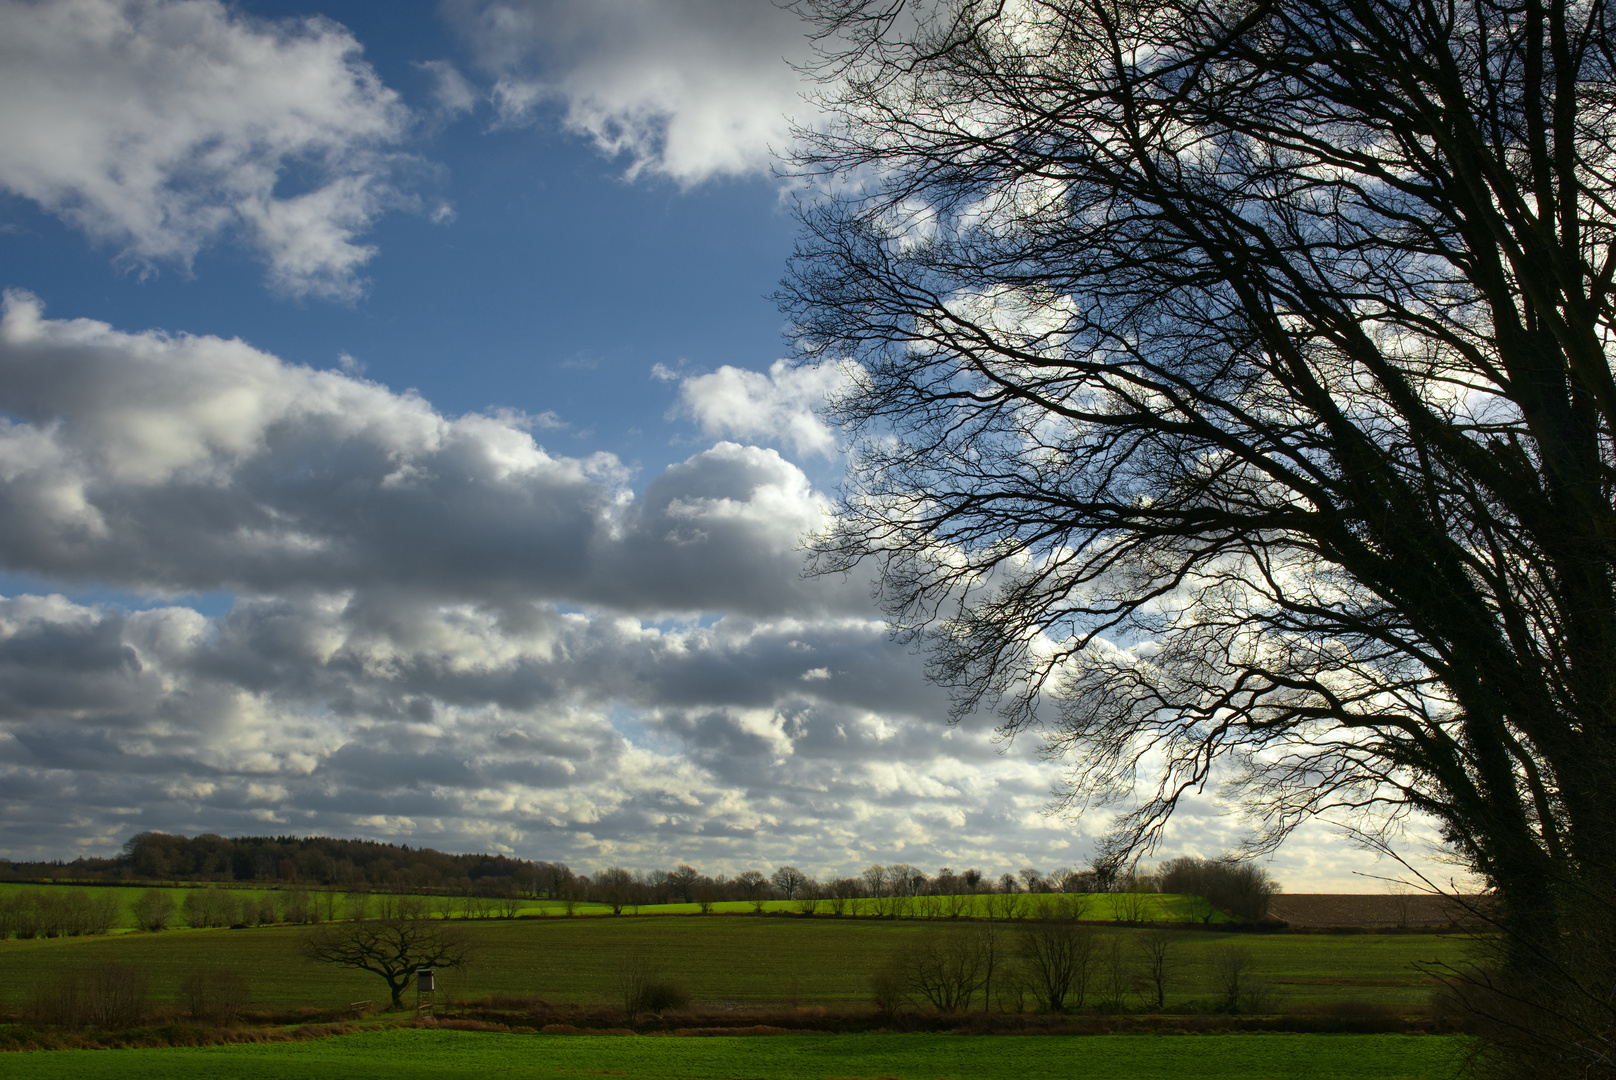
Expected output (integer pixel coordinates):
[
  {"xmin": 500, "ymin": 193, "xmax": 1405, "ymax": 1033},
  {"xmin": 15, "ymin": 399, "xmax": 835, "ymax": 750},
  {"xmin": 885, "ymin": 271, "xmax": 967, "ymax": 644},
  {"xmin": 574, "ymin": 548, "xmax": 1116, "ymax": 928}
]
[
  {"xmin": 0, "ymin": 883, "xmax": 1217, "ymax": 932},
  {"xmin": 636, "ymin": 891, "xmax": 1216, "ymax": 921},
  {"xmin": 0, "ymin": 883, "xmax": 617, "ymax": 930},
  {"xmin": 0, "ymin": 915, "xmax": 1463, "ymax": 1015},
  {"xmin": 2, "ymin": 1029, "xmax": 1465, "ymax": 1080}
]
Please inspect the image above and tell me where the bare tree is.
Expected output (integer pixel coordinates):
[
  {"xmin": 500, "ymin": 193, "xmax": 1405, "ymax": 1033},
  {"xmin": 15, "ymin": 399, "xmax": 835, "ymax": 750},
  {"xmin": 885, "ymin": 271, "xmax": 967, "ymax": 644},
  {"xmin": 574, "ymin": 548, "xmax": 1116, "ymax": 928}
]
[
  {"xmin": 771, "ymin": 865, "xmax": 809, "ymax": 900},
  {"xmin": 1135, "ymin": 929, "xmax": 1183, "ymax": 1011},
  {"xmin": 861, "ymin": 864, "xmax": 890, "ymax": 917},
  {"xmin": 789, "ymin": 0, "xmax": 1616, "ymax": 1070},
  {"xmin": 825, "ymin": 877, "xmax": 861, "ymax": 916},
  {"xmin": 87, "ymin": 964, "xmax": 150, "ymax": 1028},
  {"xmin": 592, "ymin": 867, "xmax": 637, "ymax": 916},
  {"xmin": 985, "ymin": 890, "xmax": 1027, "ymax": 921},
  {"xmin": 1212, "ymin": 946, "xmax": 1270, "ymax": 1015},
  {"xmin": 1388, "ymin": 880, "xmax": 1415, "ymax": 930},
  {"xmin": 301, "ymin": 916, "xmax": 473, "ymax": 1009},
  {"xmin": 1016, "ymin": 909, "xmax": 1096, "ymax": 1012},
  {"xmin": 666, "ymin": 864, "xmax": 701, "ymax": 904},
  {"xmin": 1095, "ymin": 932, "xmax": 1132, "ymax": 1011},
  {"xmin": 868, "ymin": 964, "xmax": 906, "ymax": 1019},
  {"xmin": 1114, "ymin": 891, "xmax": 1150, "ymax": 925},
  {"xmin": 617, "ymin": 954, "xmax": 686, "ymax": 1024},
  {"xmin": 618, "ymin": 954, "xmax": 654, "ymax": 1024},
  {"xmin": 179, "ymin": 969, "xmax": 250, "ymax": 1024},
  {"xmin": 1031, "ymin": 893, "xmax": 1092, "ymax": 922},
  {"xmin": 735, "ymin": 870, "xmax": 770, "ymax": 904},
  {"xmin": 974, "ymin": 919, "xmax": 1005, "ymax": 1013},
  {"xmin": 890, "ymin": 864, "xmax": 928, "ymax": 896},
  {"xmin": 900, "ymin": 927, "xmax": 989, "ymax": 1012}
]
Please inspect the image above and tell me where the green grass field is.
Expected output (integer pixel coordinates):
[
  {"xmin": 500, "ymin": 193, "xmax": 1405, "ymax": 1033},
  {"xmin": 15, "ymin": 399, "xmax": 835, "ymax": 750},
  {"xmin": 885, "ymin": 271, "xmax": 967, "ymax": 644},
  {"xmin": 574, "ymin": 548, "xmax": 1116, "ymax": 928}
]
[
  {"xmin": 0, "ymin": 915, "xmax": 1465, "ymax": 1015},
  {"xmin": 0, "ymin": 883, "xmax": 622, "ymax": 931},
  {"xmin": 0, "ymin": 883, "xmax": 1216, "ymax": 932},
  {"xmin": 0, "ymin": 1029, "xmax": 1465, "ymax": 1080}
]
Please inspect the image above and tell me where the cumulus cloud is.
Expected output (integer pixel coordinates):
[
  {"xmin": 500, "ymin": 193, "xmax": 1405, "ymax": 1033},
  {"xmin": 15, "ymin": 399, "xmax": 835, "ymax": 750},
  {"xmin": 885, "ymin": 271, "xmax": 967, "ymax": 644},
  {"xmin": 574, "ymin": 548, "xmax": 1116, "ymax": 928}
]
[
  {"xmin": 444, "ymin": 0, "xmax": 821, "ymax": 184},
  {"xmin": 675, "ymin": 359, "xmax": 853, "ymax": 459},
  {"xmin": 0, "ymin": 585, "xmax": 1080, "ymax": 874},
  {"xmin": 0, "ymin": 291, "xmax": 868, "ymax": 615},
  {"xmin": 0, "ymin": 294, "xmax": 1090, "ymax": 874},
  {"xmin": 0, "ymin": 295, "xmax": 1420, "ymax": 887},
  {"xmin": 0, "ymin": 0, "xmax": 412, "ymax": 299}
]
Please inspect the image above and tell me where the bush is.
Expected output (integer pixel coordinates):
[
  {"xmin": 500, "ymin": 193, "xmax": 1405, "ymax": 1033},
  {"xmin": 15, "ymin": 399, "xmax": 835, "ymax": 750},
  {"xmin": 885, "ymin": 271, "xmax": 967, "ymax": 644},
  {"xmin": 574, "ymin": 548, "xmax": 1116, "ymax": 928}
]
[
  {"xmin": 1158, "ymin": 857, "xmax": 1280, "ymax": 921},
  {"xmin": 132, "ymin": 889, "xmax": 177, "ymax": 931},
  {"xmin": 899, "ymin": 928, "xmax": 990, "ymax": 1013},
  {"xmin": 182, "ymin": 887, "xmax": 236, "ymax": 929},
  {"xmin": 1211, "ymin": 946, "xmax": 1272, "ymax": 1014},
  {"xmin": 178, "ymin": 969, "xmax": 251, "ymax": 1024},
  {"xmin": 281, "ymin": 888, "xmax": 318, "ymax": 925},
  {"xmin": 87, "ymin": 964, "xmax": 150, "ymax": 1028},
  {"xmin": 636, "ymin": 982, "xmax": 689, "ymax": 1013},
  {"xmin": 28, "ymin": 964, "xmax": 150, "ymax": 1029},
  {"xmin": 1291, "ymin": 998, "xmax": 1401, "ymax": 1032},
  {"xmin": 868, "ymin": 967, "xmax": 905, "ymax": 1019},
  {"xmin": 29, "ymin": 974, "xmax": 87, "ymax": 1027},
  {"xmin": 616, "ymin": 955, "xmax": 686, "ymax": 1023},
  {"xmin": 13, "ymin": 890, "xmax": 118, "ymax": 937}
]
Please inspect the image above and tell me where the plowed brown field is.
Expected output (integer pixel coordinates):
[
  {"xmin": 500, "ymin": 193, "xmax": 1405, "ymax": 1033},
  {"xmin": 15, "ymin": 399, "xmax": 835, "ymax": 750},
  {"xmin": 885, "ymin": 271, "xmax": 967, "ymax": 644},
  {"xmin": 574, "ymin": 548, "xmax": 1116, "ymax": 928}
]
[{"xmin": 1269, "ymin": 892, "xmax": 1486, "ymax": 928}]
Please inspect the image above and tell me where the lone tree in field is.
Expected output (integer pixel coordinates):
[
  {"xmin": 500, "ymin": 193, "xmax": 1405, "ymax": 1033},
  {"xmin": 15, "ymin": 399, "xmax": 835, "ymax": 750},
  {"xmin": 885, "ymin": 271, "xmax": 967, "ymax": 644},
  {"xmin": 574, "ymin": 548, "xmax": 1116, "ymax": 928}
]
[
  {"xmin": 771, "ymin": 865, "xmax": 809, "ymax": 900},
  {"xmin": 787, "ymin": 0, "xmax": 1616, "ymax": 1073},
  {"xmin": 301, "ymin": 916, "xmax": 473, "ymax": 1009}
]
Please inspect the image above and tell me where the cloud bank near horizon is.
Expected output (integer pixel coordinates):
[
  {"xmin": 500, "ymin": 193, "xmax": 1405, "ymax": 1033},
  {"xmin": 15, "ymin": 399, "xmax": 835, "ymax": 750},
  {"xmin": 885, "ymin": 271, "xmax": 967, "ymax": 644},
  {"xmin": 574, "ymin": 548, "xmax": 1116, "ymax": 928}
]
[{"xmin": 0, "ymin": 292, "xmax": 1101, "ymax": 878}]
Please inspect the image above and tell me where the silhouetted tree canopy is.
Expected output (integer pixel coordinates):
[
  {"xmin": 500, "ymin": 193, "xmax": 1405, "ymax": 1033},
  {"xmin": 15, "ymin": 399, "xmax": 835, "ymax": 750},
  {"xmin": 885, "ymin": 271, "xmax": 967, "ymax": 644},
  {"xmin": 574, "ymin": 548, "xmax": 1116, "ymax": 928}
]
[{"xmin": 786, "ymin": 1, "xmax": 1616, "ymax": 1073}]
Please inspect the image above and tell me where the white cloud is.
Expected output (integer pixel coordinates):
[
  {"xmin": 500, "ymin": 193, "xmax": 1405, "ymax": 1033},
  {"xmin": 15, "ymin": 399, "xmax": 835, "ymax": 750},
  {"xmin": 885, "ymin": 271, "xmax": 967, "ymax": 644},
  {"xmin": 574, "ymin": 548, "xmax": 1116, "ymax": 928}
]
[
  {"xmin": 0, "ymin": 584, "xmax": 1074, "ymax": 878},
  {"xmin": 0, "ymin": 0, "xmax": 412, "ymax": 299},
  {"xmin": 0, "ymin": 295, "xmax": 1072, "ymax": 876},
  {"xmin": 418, "ymin": 59, "xmax": 480, "ymax": 117},
  {"xmin": 677, "ymin": 359, "xmax": 853, "ymax": 458},
  {"xmin": 444, "ymin": 0, "xmax": 820, "ymax": 184},
  {"xmin": 0, "ymin": 291, "xmax": 865, "ymax": 614},
  {"xmin": 0, "ymin": 295, "xmax": 1443, "ymax": 887}
]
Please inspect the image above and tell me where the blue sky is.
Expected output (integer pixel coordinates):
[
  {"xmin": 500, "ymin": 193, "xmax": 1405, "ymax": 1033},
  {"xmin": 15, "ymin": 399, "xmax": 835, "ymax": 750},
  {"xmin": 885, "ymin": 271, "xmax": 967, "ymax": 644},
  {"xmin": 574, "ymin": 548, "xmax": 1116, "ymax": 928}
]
[{"xmin": 0, "ymin": 0, "xmax": 1438, "ymax": 891}]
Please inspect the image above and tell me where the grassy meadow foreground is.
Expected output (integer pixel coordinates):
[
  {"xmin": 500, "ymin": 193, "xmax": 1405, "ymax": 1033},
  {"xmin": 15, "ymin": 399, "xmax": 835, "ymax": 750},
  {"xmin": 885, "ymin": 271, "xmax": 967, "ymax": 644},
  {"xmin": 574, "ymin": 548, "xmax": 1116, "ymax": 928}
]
[{"xmin": 1, "ymin": 1029, "xmax": 1463, "ymax": 1080}]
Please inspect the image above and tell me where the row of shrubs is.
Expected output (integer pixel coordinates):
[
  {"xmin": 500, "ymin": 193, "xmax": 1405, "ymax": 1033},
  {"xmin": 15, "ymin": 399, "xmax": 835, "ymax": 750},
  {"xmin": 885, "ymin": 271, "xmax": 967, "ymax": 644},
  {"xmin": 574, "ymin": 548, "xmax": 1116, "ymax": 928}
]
[
  {"xmin": 0, "ymin": 885, "xmax": 560, "ymax": 939},
  {"xmin": 141, "ymin": 887, "xmax": 513, "ymax": 930},
  {"xmin": 146, "ymin": 887, "xmax": 329, "ymax": 930},
  {"xmin": 869, "ymin": 921, "xmax": 1271, "ymax": 1019},
  {"xmin": 0, "ymin": 889, "xmax": 121, "ymax": 938},
  {"xmin": 20, "ymin": 965, "xmax": 249, "ymax": 1028}
]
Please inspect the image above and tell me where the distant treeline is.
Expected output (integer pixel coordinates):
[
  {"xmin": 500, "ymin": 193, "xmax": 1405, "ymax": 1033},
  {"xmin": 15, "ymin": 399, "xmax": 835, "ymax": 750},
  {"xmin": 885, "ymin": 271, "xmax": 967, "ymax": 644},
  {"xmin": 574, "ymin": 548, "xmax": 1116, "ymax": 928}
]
[
  {"xmin": 0, "ymin": 832, "xmax": 551, "ymax": 892},
  {"xmin": 1, "ymin": 832, "xmax": 1280, "ymax": 921}
]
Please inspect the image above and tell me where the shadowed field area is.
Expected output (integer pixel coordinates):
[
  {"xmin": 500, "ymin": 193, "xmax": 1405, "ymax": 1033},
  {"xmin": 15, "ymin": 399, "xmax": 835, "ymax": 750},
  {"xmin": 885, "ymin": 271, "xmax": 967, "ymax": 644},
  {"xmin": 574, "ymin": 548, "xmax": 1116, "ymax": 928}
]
[{"xmin": 0, "ymin": 914, "xmax": 1466, "ymax": 1015}]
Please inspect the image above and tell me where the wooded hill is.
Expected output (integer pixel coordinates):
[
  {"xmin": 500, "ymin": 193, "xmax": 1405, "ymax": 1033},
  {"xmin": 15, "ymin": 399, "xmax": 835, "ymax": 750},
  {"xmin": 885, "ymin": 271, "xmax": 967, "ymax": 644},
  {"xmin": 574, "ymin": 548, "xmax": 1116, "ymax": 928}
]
[{"xmin": 1, "ymin": 832, "xmax": 551, "ymax": 891}]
